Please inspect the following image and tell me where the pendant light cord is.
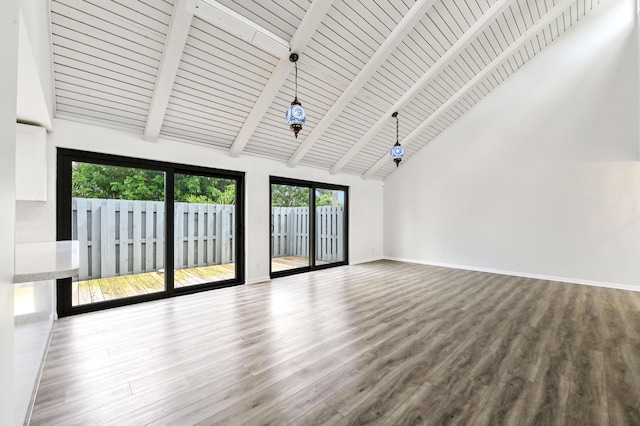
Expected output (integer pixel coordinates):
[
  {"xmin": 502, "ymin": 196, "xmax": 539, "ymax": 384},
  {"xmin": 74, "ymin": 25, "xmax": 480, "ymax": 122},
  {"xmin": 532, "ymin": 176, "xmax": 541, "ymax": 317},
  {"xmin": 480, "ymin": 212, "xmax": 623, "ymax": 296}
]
[{"xmin": 295, "ymin": 61, "xmax": 298, "ymax": 99}]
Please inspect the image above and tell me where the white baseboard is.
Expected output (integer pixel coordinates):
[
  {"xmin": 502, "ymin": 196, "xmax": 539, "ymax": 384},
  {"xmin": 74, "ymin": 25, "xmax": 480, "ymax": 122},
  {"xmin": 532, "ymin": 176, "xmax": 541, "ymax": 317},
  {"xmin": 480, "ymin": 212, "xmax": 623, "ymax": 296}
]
[
  {"xmin": 246, "ymin": 276, "xmax": 271, "ymax": 285},
  {"xmin": 384, "ymin": 256, "xmax": 640, "ymax": 293},
  {"xmin": 350, "ymin": 256, "xmax": 384, "ymax": 265}
]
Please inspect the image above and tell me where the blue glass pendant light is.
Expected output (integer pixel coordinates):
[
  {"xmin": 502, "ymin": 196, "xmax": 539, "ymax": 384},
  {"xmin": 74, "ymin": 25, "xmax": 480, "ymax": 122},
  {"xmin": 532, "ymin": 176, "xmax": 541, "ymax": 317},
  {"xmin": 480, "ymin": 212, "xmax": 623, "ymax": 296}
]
[
  {"xmin": 390, "ymin": 112, "xmax": 404, "ymax": 167},
  {"xmin": 286, "ymin": 53, "xmax": 306, "ymax": 138}
]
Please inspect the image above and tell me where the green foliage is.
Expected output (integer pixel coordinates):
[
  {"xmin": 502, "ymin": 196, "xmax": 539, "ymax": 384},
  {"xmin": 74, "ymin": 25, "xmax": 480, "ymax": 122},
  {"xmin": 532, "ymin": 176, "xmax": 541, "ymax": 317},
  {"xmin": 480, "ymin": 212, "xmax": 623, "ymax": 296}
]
[
  {"xmin": 270, "ymin": 185, "xmax": 343, "ymax": 207},
  {"xmin": 271, "ymin": 185, "xmax": 309, "ymax": 207},
  {"xmin": 174, "ymin": 174, "xmax": 235, "ymax": 204},
  {"xmin": 72, "ymin": 162, "xmax": 236, "ymax": 204},
  {"xmin": 315, "ymin": 189, "xmax": 344, "ymax": 207}
]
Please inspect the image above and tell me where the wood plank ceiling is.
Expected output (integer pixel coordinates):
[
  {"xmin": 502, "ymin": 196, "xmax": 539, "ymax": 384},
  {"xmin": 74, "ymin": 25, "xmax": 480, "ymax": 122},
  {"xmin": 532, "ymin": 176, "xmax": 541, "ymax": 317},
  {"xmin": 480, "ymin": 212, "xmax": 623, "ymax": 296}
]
[{"xmin": 50, "ymin": 0, "xmax": 602, "ymax": 180}]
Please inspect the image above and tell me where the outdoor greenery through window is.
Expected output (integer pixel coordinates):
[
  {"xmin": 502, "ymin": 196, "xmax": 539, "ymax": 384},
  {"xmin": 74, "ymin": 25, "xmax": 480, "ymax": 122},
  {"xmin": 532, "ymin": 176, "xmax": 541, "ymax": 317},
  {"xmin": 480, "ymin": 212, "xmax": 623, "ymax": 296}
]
[
  {"xmin": 72, "ymin": 163, "xmax": 235, "ymax": 204},
  {"xmin": 70, "ymin": 162, "xmax": 239, "ymax": 307},
  {"xmin": 271, "ymin": 185, "xmax": 344, "ymax": 208}
]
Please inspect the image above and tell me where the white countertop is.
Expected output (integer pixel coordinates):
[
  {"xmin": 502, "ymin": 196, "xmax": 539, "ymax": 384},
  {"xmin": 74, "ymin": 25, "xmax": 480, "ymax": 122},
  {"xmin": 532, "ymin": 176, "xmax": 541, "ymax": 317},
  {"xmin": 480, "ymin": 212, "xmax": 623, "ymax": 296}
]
[{"xmin": 14, "ymin": 241, "xmax": 80, "ymax": 283}]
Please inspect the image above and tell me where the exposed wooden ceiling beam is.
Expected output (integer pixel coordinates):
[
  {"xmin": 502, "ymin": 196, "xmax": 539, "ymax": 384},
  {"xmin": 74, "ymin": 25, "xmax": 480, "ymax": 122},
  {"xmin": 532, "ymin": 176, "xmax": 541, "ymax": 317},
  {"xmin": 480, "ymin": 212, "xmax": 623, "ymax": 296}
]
[
  {"xmin": 228, "ymin": 0, "xmax": 337, "ymax": 158},
  {"xmin": 286, "ymin": 0, "xmax": 438, "ymax": 168},
  {"xmin": 362, "ymin": 0, "xmax": 575, "ymax": 180},
  {"xmin": 143, "ymin": 0, "xmax": 196, "ymax": 142},
  {"xmin": 329, "ymin": 0, "xmax": 513, "ymax": 175}
]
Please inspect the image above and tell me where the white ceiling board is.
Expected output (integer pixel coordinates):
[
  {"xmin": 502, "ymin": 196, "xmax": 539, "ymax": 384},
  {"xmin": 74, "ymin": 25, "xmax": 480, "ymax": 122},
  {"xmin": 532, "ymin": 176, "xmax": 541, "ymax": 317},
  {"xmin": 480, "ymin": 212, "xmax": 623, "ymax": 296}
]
[
  {"xmin": 51, "ymin": 0, "xmax": 171, "ymax": 137},
  {"xmin": 55, "ymin": 79, "xmax": 151, "ymax": 106},
  {"xmin": 51, "ymin": 0, "xmax": 166, "ymax": 47},
  {"xmin": 82, "ymin": 0, "xmax": 172, "ymax": 34},
  {"xmin": 48, "ymin": 0, "xmax": 605, "ymax": 180}
]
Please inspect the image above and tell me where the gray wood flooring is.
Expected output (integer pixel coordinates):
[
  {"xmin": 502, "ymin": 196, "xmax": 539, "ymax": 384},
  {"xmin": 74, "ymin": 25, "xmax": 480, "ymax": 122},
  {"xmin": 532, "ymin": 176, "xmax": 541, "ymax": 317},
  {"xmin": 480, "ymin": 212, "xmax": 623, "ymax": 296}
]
[{"xmin": 30, "ymin": 260, "xmax": 640, "ymax": 425}]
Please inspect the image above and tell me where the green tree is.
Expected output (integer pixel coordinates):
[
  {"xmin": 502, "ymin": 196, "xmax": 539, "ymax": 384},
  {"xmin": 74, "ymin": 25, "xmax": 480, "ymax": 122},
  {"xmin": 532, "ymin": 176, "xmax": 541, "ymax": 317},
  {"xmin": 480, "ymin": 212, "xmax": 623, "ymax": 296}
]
[
  {"xmin": 72, "ymin": 162, "xmax": 236, "ymax": 204},
  {"xmin": 271, "ymin": 185, "xmax": 309, "ymax": 207},
  {"xmin": 315, "ymin": 189, "xmax": 343, "ymax": 207},
  {"xmin": 72, "ymin": 163, "xmax": 164, "ymax": 201}
]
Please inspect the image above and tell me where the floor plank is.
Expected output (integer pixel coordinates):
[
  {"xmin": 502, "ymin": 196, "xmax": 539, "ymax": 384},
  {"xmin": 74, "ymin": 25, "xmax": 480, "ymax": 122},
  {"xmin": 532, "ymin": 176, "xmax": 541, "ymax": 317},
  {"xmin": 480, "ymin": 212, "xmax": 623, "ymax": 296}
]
[{"xmin": 30, "ymin": 260, "xmax": 640, "ymax": 425}]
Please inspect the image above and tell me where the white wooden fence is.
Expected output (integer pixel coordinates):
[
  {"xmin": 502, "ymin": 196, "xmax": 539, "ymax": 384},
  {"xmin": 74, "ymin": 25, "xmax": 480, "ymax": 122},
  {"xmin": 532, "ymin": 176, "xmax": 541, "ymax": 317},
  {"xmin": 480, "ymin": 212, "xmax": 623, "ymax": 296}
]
[
  {"xmin": 315, "ymin": 206, "xmax": 344, "ymax": 263},
  {"xmin": 271, "ymin": 206, "xmax": 344, "ymax": 263},
  {"xmin": 271, "ymin": 207, "xmax": 309, "ymax": 259},
  {"xmin": 72, "ymin": 198, "xmax": 234, "ymax": 280},
  {"xmin": 72, "ymin": 199, "xmax": 343, "ymax": 280}
]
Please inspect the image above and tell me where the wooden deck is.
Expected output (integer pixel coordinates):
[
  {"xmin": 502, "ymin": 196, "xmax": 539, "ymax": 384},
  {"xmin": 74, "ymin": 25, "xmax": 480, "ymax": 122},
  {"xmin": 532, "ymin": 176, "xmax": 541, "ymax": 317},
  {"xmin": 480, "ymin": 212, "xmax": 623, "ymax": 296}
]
[
  {"xmin": 73, "ymin": 257, "xmax": 309, "ymax": 306},
  {"xmin": 270, "ymin": 255, "xmax": 310, "ymax": 272},
  {"xmin": 73, "ymin": 264, "xmax": 236, "ymax": 306}
]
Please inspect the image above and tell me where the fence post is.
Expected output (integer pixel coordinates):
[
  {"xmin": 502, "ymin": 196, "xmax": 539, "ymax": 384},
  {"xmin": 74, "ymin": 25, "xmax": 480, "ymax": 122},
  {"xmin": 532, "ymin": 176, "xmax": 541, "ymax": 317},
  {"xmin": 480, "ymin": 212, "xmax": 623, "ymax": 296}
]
[
  {"xmin": 155, "ymin": 202, "xmax": 164, "ymax": 271},
  {"xmin": 175, "ymin": 202, "xmax": 184, "ymax": 269},
  {"xmin": 132, "ymin": 200, "xmax": 142, "ymax": 274},
  {"xmin": 103, "ymin": 199, "xmax": 116, "ymax": 277},
  {"xmin": 214, "ymin": 204, "xmax": 222, "ymax": 264},
  {"xmin": 89, "ymin": 199, "xmax": 100, "ymax": 278},
  {"xmin": 206, "ymin": 204, "xmax": 214, "ymax": 264},
  {"xmin": 186, "ymin": 203, "xmax": 196, "ymax": 268},
  {"xmin": 196, "ymin": 203, "xmax": 206, "ymax": 266},
  {"xmin": 144, "ymin": 202, "xmax": 153, "ymax": 272},
  {"xmin": 221, "ymin": 205, "xmax": 232, "ymax": 264},
  {"xmin": 337, "ymin": 206, "xmax": 343, "ymax": 262},
  {"xmin": 75, "ymin": 198, "xmax": 89, "ymax": 280}
]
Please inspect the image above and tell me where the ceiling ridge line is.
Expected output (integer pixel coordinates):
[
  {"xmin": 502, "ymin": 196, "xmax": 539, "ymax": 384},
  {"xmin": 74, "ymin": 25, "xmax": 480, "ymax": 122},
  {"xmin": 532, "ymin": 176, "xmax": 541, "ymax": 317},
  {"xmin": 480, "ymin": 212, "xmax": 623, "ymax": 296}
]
[
  {"xmin": 228, "ymin": 0, "xmax": 337, "ymax": 158},
  {"xmin": 285, "ymin": 0, "xmax": 438, "ymax": 168},
  {"xmin": 362, "ymin": 0, "xmax": 576, "ymax": 180},
  {"xmin": 194, "ymin": 0, "xmax": 289, "ymax": 57},
  {"xmin": 328, "ymin": 0, "xmax": 514, "ymax": 176}
]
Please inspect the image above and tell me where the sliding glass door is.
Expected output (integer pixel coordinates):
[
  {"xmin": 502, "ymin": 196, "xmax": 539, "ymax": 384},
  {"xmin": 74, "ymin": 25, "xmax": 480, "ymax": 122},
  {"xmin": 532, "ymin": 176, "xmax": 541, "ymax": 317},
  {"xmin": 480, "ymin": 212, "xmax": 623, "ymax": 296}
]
[
  {"xmin": 69, "ymin": 162, "xmax": 166, "ymax": 307},
  {"xmin": 315, "ymin": 188, "xmax": 346, "ymax": 266},
  {"xmin": 57, "ymin": 149, "xmax": 244, "ymax": 316},
  {"xmin": 270, "ymin": 177, "xmax": 348, "ymax": 278},
  {"xmin": 270, "ymin": 183, "xmax": 310, "ymax": 273},
  {"xmin": 173, "ymin": 173, "xmax": 237, "ymax": 287}
]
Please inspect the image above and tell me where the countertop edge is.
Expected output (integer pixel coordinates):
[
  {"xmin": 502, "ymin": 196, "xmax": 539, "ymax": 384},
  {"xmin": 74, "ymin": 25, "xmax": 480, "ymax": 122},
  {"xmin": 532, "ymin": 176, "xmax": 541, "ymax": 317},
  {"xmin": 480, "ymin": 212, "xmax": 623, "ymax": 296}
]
[
  {"xmin": 14, "ymin": 267, "xmax": 81, "ymax": 284},
  {"xmin": 14, "ymin": 241, "xmax": 80, "ymax": 284}
]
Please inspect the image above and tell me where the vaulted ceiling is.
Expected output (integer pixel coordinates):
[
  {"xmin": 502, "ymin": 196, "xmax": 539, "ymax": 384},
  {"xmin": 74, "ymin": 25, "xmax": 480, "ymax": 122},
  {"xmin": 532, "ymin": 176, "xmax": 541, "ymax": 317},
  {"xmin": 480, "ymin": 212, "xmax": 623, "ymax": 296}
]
[{"xmin": 49, "ymin": 0, "xmax": 602, "ymax": 179}]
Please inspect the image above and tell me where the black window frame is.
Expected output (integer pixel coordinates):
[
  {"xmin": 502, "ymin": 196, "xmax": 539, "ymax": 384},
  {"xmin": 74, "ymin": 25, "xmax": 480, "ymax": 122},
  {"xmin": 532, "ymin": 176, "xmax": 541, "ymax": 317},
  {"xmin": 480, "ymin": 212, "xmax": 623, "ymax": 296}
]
[
  {"xmin": 56, "ymin": 148, "xmax": 245, "ymax": 317},
  {"xmin": 269, "ymin": 176, "xmax": 349, "ymax": 279}
]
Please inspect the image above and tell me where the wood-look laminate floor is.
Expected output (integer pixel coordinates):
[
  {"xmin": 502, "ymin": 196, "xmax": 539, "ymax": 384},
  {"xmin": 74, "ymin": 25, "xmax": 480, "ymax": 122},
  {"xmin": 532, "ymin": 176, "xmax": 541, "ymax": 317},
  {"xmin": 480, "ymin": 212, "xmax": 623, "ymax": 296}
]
[{"xmin": 30, "ymin": 260, "xmax": 640, "ymax": 425}]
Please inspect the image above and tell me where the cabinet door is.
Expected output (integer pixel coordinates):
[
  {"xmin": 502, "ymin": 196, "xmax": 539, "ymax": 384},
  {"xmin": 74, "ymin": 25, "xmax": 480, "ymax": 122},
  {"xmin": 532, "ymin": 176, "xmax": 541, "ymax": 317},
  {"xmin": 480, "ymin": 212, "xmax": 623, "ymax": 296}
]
[{"xmin": 16, "ymin": 123, "xmax": 47, "ymax": 201}]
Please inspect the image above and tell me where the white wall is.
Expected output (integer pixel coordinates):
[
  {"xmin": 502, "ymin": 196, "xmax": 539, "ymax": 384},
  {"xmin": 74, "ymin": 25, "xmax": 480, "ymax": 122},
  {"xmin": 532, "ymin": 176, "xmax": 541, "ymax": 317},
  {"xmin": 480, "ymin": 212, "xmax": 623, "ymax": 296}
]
[
  {"xmin": 0, "ymin": 0, "xmax": 19, "ymax": 424},
  {"xmin": 16, "ymin": 0, "xmax": 54, "ymax": 130},
  {"xmin": 20, "ymin": 118, "xmax": 383, "ymax": 284},
  {"xmin": 384, "ymin": 0, "xmax": 640, "ymax": 290}
]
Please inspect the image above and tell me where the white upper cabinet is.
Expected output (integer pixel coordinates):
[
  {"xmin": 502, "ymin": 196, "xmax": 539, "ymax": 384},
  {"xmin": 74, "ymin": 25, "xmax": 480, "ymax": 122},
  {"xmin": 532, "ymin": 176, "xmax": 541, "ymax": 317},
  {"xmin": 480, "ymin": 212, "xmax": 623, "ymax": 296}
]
[{"xmin": 16, "ymin": 123, "xmax": 47, "ymax": 201}]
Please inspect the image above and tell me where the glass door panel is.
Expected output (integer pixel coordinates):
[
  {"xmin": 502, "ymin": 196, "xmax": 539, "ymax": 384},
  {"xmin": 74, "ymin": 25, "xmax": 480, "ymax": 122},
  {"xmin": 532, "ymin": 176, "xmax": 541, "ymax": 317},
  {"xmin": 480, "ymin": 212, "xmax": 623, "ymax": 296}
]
[
  {"xmin": 174, "ymin": 173, "xmax": 237, "ymax": 287},
  {"xmin": 71, "ymin": 162, "xmax": 165, "ymax": 306},
  {"xmin": 271, "ymin": 184, "xmax": 310, "ymax": 273},
  {"xmin": 315, "ymin": 188, "xmax": 346, "ymax": 265}
]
